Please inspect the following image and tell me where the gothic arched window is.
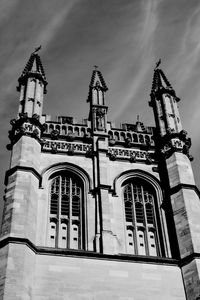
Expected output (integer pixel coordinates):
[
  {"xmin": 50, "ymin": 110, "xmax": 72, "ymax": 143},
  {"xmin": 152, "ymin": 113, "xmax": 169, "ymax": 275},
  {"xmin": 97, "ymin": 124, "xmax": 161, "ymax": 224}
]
[
  {"xmin": 47, "ymin": 172, "xmax": 84, "ymax": 250},
  {"xmin": 123, "ymin": 179, "xmax": 160, "ymax": 256}
]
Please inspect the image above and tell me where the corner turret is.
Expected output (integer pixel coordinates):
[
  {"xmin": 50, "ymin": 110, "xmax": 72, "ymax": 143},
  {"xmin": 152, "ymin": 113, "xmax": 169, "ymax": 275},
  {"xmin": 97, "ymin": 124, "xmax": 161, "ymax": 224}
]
[
  {"xmin": 149, "ymin": 61, "xmax": 182, "ymax": 136},
  {"xmin": 7, "ymin": 48, "xmax": 47, "ymax": 150},
  {"xmin": 150, "ymin": 61, "xmax": 200, "ymax": 299},
  {"xmin": 149, "ymin": 61, "xmax": 192, "ymax": 160}
]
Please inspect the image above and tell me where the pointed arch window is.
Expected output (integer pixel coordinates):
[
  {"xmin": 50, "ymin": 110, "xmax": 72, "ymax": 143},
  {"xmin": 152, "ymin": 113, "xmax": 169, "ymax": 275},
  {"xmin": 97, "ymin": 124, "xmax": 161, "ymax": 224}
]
[
  {"xmin": 48, "ymin": 172, "xmax": 84, "ymax": 250},
  {"xmin": 123, "ymin": 179, "xmax": 160, "ymax": 256}
]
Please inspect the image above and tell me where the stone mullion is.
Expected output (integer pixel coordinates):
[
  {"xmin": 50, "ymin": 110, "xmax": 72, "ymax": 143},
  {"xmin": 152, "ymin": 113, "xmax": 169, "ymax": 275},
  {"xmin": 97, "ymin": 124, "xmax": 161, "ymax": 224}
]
[
  {"xmin": 131, "ymin": 184, "xmax": 138, "ymax": 255},
  {"xmin": 69, "ymin": 177, "xmax": 72, "ymax": 248},
  {"xmin": 79, "ymin": 188, "xmax": 82, "ymax": 249},
  {"xmin": 151, "ymin": 194, "xmax": 161, "ymax": 256},
  {"xmin": 141, "ymin": 185, "xmax": 150, "ymax": 256},
  {"xmin": 57, "ymin": 176, "xmax": 62, "ymax": 248}
]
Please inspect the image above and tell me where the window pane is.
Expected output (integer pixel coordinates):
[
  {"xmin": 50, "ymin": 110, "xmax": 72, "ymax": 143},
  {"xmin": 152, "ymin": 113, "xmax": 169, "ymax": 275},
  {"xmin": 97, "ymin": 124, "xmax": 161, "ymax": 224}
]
[
  {"xmin": 126, "ymin": 227, "xmax": 135, "ymax": 254},
  {"xmin": 50, "ymin": 194, "xmax": 58, "ymax": 214},
  {"xmin": 148, "ymin": 231, "xmax": 157, "ymax": 256},
  {"xmin": 72, "ymin": 196, "xmax": 80, "ymax": 217},
  {"xmin": 49, "ymin": 221, "xmax": 56, "ymax": 247},
  {"xmin": 61, "ymin": 194, "xmax": 69, "ymax": 216},
  {"xmin": 146, "ymin": 203, "xmax": 154, "ymax": 225},
  {"xmin": 135, "ymin": 202, "xmax": 144, "ymax": 224},
  {"xmin": 137, "ymin": 229, "xmax": 146, "ymax": 255},
  {"xmin": 50, "ymin": 176, "xmax": 60, "ymax": 215}
]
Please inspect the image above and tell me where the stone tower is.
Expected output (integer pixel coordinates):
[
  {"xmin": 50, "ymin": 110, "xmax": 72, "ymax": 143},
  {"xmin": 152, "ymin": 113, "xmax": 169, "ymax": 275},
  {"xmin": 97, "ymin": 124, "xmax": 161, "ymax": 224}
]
[{"xmin": 0, "ymin": 52, "xmax": 200, "ymax": 299}]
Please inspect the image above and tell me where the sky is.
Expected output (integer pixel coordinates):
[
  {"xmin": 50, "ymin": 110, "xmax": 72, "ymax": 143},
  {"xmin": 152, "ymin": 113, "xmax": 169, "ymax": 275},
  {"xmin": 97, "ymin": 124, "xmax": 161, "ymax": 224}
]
[{"xmin": 0, "ymin": 0, "xmax": 200, "ymax": 220}]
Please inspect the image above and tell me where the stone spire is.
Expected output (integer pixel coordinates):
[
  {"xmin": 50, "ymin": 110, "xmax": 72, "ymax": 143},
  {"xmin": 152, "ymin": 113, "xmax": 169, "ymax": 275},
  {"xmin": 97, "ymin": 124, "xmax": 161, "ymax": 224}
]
[
  {"xmin": 149, "ymin": 61, "xmax": 192, "ymax": 161},
  {"xmin": 17, "ymin": 48, "xmax": 47, "ymax": 93},
  {"xmin": 149, "ymin": 62, "xmax": 182, "ymax": 138},
  {"xmin": 87, "ymin": 66, "xmax": 108, "ymax": 105},
  {"xmin": 7, "ymin": 49, "xmax": 48, "ymax": 150},
  {"xmin": 17, "ymin": 48, "xmax": 48, "ymax": 118},
  {"xmin": 87, "ymin": 66, "xmax": 108, "ymax": 133},
  {"xmin": 151, "ymin": 60, "xmax": 174, "ymax": 95}
]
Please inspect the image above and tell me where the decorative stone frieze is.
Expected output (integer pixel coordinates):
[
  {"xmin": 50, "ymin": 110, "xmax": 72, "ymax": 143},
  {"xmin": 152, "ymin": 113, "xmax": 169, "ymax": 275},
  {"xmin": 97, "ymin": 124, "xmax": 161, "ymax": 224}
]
[
  {"xmin": 7, "ymin": 113, "xmax": 46, "ymax": 149},
  {"xmin": 157, "ymin": 129, "xmax": 193, "ymax": 160},
  {"xmin": 43, "ymin": 139, "xmax": 92, "ymax": 156},
  {"xmin": 108, "ymin": 147, "xmax": 154, "ymax": 163}
]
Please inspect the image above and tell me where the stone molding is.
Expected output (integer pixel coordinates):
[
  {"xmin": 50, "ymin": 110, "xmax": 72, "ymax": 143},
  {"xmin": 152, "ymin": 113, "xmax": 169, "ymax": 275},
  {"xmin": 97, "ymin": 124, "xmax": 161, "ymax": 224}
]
[
  {"xmin": 0, "ymin": 236, "xmax": 180, "ymax": 266},
  {"xmin": 4, "ymin": 165, "xmax": 41, "ymax": 186}
]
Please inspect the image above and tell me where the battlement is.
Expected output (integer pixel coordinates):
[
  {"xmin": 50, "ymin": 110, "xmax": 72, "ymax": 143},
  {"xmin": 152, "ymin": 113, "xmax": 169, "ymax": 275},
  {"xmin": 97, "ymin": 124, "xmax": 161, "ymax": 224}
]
[{"xmin": 41, "ymin": 115, "xmax": 155, "ymax": 148}]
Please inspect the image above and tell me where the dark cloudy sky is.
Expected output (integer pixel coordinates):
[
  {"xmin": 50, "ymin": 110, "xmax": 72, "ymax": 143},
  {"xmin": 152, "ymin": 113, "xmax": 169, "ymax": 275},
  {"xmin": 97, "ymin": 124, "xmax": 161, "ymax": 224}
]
[{"xmin": 1, "ymin": 0, "xmax": 200, "ymax": 219}]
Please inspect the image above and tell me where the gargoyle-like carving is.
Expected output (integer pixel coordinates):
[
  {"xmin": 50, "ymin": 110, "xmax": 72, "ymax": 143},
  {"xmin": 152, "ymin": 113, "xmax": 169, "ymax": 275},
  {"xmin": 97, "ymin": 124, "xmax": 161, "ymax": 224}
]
[
  {"xmin": 125, "ymin": 138, "xmax": 132, "ymax": 148},
  {"xmin": 7, "ymin": 114, "xmax": 45, "ymax": 148},
  {"xmin": 32, "ymin": 114, "xmax": 40, "ymax": 120},
  {"xmin": 19, "ymin": 112, "xmax": 28, "ymax": 119},
  {"xmin": 51, "ymin": 144, "xmax": 58, "ymax": 154},
  {"xmin": 32, "ymin": 128, "xmax": 39, "ymax": 137},
  {"xmin": 159, "ymin": 129, "xmax": 193, "ymax": 160},
  {"xmin": 146, "ymin": 152, "xmax": 153, "ymax": 164},
  {"xmin": 50, "ymin": 129, "xmax": 59, "ymax": 140},
  {"xmin": 109, "ymin": 152, "xmax": 116, "ymax": 161},
  {"xmin": 130, "ymin": 153, "xmax": 136, "ymax": 163},
  {"xmin": 10, "ymin": 119, "xmax": 16, "ymax": 126},
  {"xmin": 85, "ymin": 148, "xmax": 93, "ymax": 158},
  {"xmin": 179, "ymin": 130, "xmax": 188, "ymax": 141},
  {"xmin": 41, "ymin": 123, "xmax": 47, "ymax": 133},
  {"xmin": 67, "ymin": 149, "xmax": 74, "ymax": 156},
  {"xmin": 66, "ymin": 133, "xmax": 75, "ymax": 141}
]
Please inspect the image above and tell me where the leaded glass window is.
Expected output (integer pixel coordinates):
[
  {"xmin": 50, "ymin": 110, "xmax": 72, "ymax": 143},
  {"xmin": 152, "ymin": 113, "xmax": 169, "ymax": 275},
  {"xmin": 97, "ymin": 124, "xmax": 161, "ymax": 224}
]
[
  {"xmin": 48, "ymin": 172, "xmax": 83, "ymax": 249},
  {"xmin": 123, "ymin": 179, "xmax": 160, "ymax": 256}
]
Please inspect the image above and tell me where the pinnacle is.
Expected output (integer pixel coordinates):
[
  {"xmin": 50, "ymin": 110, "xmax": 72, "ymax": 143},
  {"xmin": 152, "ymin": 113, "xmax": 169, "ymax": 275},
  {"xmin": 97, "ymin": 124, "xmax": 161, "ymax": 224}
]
[
  {"xmin": 17, "ymin": 50, "xmax": 48, "ymax": 93},
  {"xmin": 21, "ymin": 52, "xmax": 47, "ymax": 81},
  {"xmin": 89, "ymin": 66, "xmax": 108, "ymax": 91},
  {"xmin": 151, "ymin": 64, "xmax": 173, "ymax": 94}
]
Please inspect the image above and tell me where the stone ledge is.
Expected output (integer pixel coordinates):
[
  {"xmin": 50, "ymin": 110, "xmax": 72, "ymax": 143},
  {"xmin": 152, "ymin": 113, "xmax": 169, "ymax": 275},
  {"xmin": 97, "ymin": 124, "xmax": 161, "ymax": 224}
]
[
  {"xmin": 4, "ymin": 165, "xmax": 41, "ymax": 186},
  {"xmin": 0, "ymin": 236, "xmax": 180, "ymax": 266},
  {"xmin": 170, "ymin": 183, "xmax": 200, "ymax": 197},
  {"xmin": 3, "ymin": 236, "xmax": 200, "ymax": 268}
]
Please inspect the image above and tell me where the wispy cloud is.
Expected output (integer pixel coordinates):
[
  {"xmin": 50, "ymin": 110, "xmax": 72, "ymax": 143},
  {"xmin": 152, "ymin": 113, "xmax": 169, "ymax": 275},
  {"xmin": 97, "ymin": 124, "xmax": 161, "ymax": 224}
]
[
  {"xmin": 1, "ymin": 0, "xmax": 200, "ymax": 200},
  {"xmin": 0, "ymin": 0, "xmax": 79, "ymax": 114},
  {"xmin": 112, "ymin": 0, "xmax": 162, "ymax": 120},
  {"xmin": 34, "ymin": 1, "xmax": 79, "ymax": 51}
]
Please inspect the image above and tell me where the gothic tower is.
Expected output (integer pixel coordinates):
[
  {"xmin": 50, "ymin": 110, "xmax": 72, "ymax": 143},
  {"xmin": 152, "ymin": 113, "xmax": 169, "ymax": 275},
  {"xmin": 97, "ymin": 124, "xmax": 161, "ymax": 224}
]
[{"xmin": 0, "ymin": 52, "xmax": 200, "ymax": 299}]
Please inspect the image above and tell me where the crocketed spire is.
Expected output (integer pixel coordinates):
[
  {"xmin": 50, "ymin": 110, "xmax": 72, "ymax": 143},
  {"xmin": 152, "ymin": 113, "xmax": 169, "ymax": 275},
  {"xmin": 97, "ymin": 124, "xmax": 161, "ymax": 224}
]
[
  {"xmin": 89, "ymin": 66, "xmax": 108, "ymax": 91},
  {"xmin": 17, "ymin": 49, "xmax": 47, "ymax": 93},
  {"xmin": 151, "ymin": 60, "xmax": 174, "ymax": 95}
]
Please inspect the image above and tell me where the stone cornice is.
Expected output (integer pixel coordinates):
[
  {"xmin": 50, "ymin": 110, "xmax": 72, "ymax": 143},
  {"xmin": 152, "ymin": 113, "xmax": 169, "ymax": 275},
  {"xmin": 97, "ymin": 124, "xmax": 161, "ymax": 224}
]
[
  {"xmin": 0, "ymin": 236, "xmax": 179, "ymax": 266},
  {"xmin": 170, "ymin": 183, "xmax": 200, "ymax": 198}
]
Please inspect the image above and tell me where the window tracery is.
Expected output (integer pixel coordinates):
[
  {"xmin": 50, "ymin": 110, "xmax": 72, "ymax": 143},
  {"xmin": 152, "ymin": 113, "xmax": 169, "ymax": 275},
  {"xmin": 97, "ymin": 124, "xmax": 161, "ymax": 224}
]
[
  {"xmin": 48, "ymin": 172, "xmax": 83, "ymax": 250},
  {"xmin": 123, "ymin": 179, "xmax": 160, "ymax": 256}
]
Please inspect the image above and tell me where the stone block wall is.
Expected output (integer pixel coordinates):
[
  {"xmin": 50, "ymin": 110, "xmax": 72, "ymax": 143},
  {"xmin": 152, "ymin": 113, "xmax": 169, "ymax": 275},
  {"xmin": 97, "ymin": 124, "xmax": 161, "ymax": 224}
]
[{"xmin": 0, "ymin": 243, "xmax": 187, "ymax": 300}]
